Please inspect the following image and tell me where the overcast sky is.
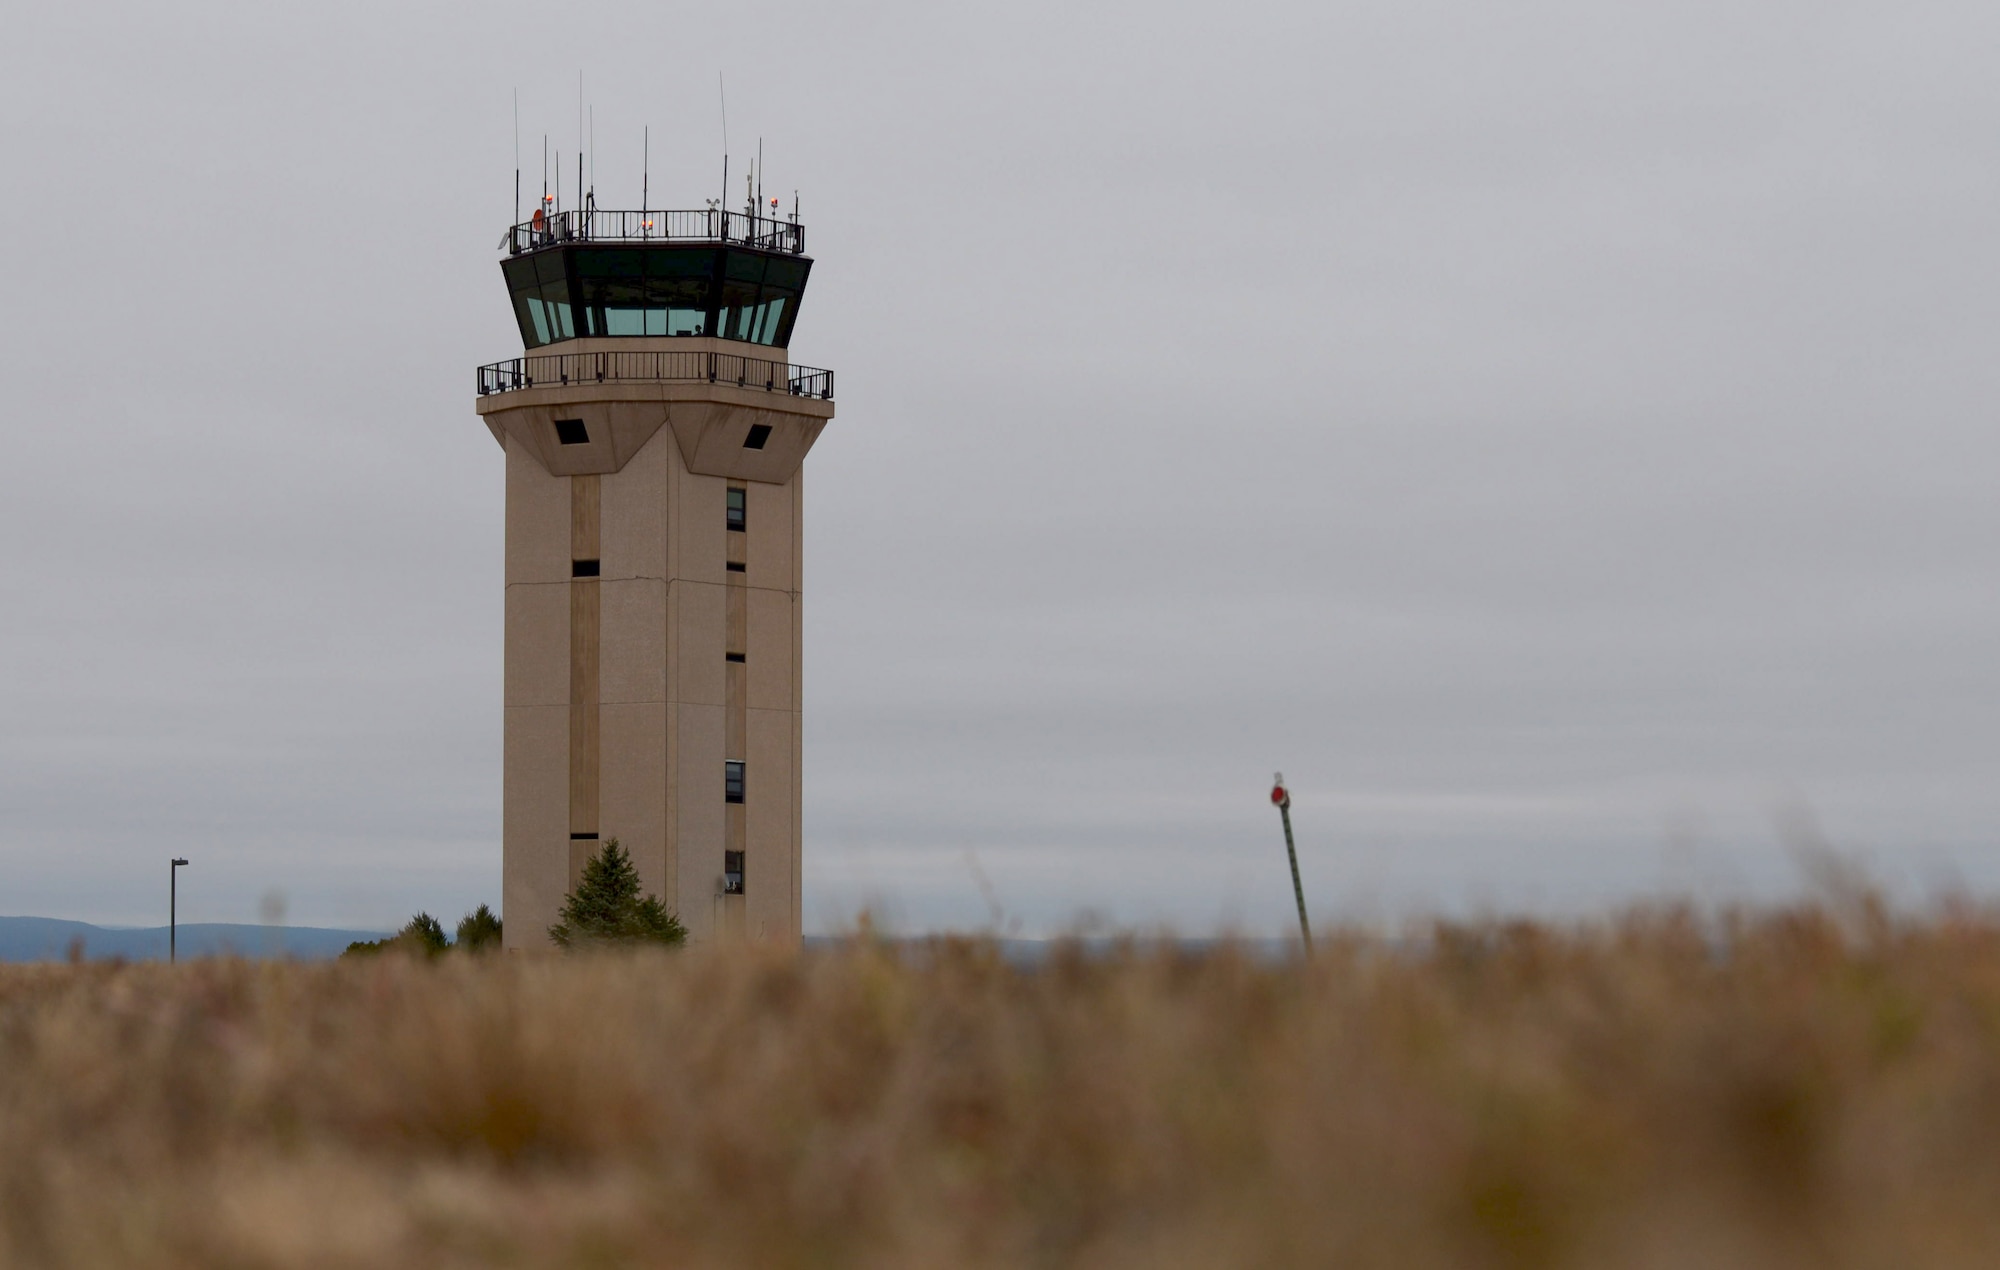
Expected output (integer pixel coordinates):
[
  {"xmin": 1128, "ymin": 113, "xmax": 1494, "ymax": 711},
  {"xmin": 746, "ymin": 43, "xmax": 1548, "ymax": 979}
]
[{"xmin": 3, "ymin": 1, "xmax": 1997, "ymax": 934}]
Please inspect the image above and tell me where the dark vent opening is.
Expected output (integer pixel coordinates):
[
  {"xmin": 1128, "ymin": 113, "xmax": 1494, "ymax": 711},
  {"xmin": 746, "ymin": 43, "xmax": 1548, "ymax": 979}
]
[
  {"xmin": 726, "ymin": 561, "xmax": 746, "ymax": 573},
  {"xmin": 725, "ymin": 652, "xmax": 746, "ymax": 663},
  {"xmin": 569, "ymin": 832, "xmax": 598, "ymax": 841},
  {"xmin": 743, "ymin": 424, "xmax": 773, "ymax": 450},
  {"xmin": 554, "ymin": 418, "xmax": 590, "ymax": 446},
  {"xmin": 572, "ymin": 559, "xmax": 600, "ymax": 577}
]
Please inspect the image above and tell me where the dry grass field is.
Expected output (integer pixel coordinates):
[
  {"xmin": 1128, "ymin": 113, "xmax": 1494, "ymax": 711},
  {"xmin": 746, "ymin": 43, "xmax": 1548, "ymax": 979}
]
[{"xmin": 6, "ymin": 904, "xmax": 2000, "ymax": 1269}]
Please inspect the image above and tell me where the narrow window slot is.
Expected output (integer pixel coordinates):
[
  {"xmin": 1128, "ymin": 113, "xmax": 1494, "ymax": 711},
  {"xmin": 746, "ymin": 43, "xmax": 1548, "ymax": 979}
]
[
  {"xmin": 726, "ymin": 561, "xmax": 746, "ymax": 573},
  {"xmin": 726, "ymin": 487, "xmax": 746, "ymax": 531},
  {"xmin": 569, "ymin": 832, "xmax": 598, "ymax": 841},
  {"xmin": 725, "ymin": 652, "xmax": 746, "ymax": 663},
  {"xmin": 724, "ymin": 760, "xmax": 745, "ymax": 804},
  {"xmin": 723, "ymin": 850, "xmax": 745, "ymax": 894},
  {"xmin": 571, "ymin": 559, "xmax": 600, "ymax": 577}
]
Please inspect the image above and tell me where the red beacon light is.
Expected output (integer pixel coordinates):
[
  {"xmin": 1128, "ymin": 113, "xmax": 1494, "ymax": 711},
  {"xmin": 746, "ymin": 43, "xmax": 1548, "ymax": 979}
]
[{"xmin": 1270, "ymin": 772, "xmax": 1290, "ymax": 810}]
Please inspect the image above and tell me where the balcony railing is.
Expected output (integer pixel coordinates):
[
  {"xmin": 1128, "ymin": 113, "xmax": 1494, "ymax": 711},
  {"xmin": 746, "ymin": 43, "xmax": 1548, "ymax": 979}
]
[
  {"xmin": 504, "ymin": 208, "xmax": 804, "ymax": 256},
  {"xmin": 476, "ymin": 350, "xmax": 834, "ymax": 401}
]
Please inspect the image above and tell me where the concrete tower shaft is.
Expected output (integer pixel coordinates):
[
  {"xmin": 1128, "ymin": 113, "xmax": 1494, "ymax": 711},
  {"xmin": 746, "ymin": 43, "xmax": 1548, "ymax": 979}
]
[{"xmin": 473, "ymin": 208, "xmax": 835, "ymax": 948}]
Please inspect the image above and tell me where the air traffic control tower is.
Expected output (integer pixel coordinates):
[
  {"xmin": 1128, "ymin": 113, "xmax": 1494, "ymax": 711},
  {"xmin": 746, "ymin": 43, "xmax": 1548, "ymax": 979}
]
[{"xmin": 473, "ymin": 197, "xmax": 834, "ymax": 948}]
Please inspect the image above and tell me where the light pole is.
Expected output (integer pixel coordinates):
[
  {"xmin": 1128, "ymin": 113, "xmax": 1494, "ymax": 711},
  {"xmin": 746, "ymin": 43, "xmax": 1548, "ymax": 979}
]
[
  {"xmin": 1269, "ymin": 774, "xmax": 1312, "ymax": 954},
  {"xmin": 170, "ymin": 858, "xmax": 189, "ymax": 963}
]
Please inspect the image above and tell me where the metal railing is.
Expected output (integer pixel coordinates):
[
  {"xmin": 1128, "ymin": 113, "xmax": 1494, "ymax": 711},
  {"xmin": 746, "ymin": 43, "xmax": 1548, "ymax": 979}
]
[
  {"xmin": 476, "ymin": 350, "xmax": 834, "ymax": 400},
  {"xmin": 504, "ymin": 209, "xmax": 805, "ymax": 256}
]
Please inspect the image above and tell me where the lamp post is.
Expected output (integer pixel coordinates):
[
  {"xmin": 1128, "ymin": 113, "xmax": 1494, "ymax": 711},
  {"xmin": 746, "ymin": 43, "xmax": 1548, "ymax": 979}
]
[
  {"xmin": 1269, "ymin": 774, "xmax": 1312, "ymax": 954},
  {"xmin": 170, "ymin": 858, "xmax": 189, "ymax": 963}
]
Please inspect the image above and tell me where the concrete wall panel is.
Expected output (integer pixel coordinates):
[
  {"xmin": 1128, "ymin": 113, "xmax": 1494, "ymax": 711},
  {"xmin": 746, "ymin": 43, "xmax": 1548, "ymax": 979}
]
[
  {"xmin": 747, "ymin": 478, "xmax": 797, "ymax": 592},
  {"xmin": 503, "ymin": 704, "xmax": 569, "ymax": 950},
  {"xmin": 504, "ymin": 584, "xmax": 570, "ymax": 708},
  {"xmin": 599, "ymin": 701, "xmax": 669, "ymax": 903},
  {"xmin": 599, "ymin": 578, "xmax": 667, "ymax": 704},
  {"xmin": 506, "ymin": 442, "xmax": 571, "ymax": 586},
  {"xmin": 602, "ymin": 429, "xmax": 669, "ymax": 580},
  {"xmin": 746, "ymin": 589, "xmax": 798, "ymax": 712},
  {"xmin": 673, "ymin": 581, "xmax": 727, "ymax": 707},
  {"xmin": 745, "ymin": 706, "xmax": 799, "ymax": 944},
  {"xmin": 675, "ymin": 702, "xmax": 727, "ymax": 939}
]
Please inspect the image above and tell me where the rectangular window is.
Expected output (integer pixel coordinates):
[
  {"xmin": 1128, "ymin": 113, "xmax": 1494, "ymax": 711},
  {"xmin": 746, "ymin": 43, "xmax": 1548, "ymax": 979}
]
[
  {"xmin": 724, "ymin": 760, "xmax": 745, "ymax": 804},
  {"xmin": 535, "ymin": 250, "xmax": 575, "ymax": 341},
  {"xmin": 726, "ymin": 487, "xmax": 746, "ymax": 531},
  {"xmin": 723, "ymin": 850, "xmax": 745, "ymax": 895},
  {"xmin": 725, "ymin": 652, "xmax": 746, "ymax": 663},
  {"xmin": 572, "ymin": 559, "xmax": 600, "ymax": 577},
  {"xmin": 554, "ymin": 418, "xmax": 589, "ymax": 446}
]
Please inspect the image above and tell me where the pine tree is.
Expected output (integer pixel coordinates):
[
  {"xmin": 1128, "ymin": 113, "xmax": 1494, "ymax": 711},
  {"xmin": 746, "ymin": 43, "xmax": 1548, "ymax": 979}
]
[
  {"xmin": 455, "ymin": 903, "xmax": 504, "ymax": 952},
  {"xmin": 343, "ymin": 911, "xmax": 450, "ymax": 958},
  {"xmin": 548, "ymin": 839, "xmax": 688, "ymax": 949}
]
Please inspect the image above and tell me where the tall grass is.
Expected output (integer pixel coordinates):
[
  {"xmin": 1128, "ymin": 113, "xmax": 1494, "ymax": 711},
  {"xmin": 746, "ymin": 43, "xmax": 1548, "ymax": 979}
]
[{"xmin": 5, "ymin": 904, "xmax": 2000, "ymax": 1268}]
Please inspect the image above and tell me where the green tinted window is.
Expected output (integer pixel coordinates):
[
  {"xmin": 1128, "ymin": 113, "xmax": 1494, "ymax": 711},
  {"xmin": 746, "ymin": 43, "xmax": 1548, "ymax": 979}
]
[
  {"xmin": 717, "ymin": 278, "xmax": 760, "ymax": 341},
  {"xmin": 575, "ymin": 250, "xmax": 648, "ymax": 337},
  {"xmin": 748, "ymin": 295, "xmax": 788, "ymax": 345},
  {"xmin": 503, "ymin": 257, "xmax": 551, "ymax": 346},
  {"xmin": 761, "ymin": 257, "xmax": 808, "ymax": 291},
  {"xmin": 724, "ymin": 250, "xmax": 768, "ymax": 283},
  {"xmin": 535, "ymin": 251, "xmax": 574, "ymax": 340},
  {"xmin": 645, "ymin": 250, "xmax": 715, "ymax": 335}
]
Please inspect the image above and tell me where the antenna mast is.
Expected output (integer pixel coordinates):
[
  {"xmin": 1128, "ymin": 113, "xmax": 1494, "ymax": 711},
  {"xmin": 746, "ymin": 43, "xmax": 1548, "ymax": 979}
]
[
  {"xmin": 512, "ymin": 89, "xmax": 520, "ymax": 233},
  {"xmin": 719, "ymin": 73, "xmax": 729, "ymax": 227}
]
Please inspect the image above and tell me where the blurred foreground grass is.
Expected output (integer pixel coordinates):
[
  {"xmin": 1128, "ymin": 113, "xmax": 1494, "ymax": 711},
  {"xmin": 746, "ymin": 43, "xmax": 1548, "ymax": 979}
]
[{"xmin": 6, "ymin": 905, "xmax": 2000, "ymax": 1268}]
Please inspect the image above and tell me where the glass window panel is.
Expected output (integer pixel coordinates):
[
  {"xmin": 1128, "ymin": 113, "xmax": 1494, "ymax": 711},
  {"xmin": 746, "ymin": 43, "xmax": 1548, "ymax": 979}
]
[
  {"xmin": 761, "ymin": 257, "xmax": 808, "ymax": 291},
  {"xmin": 535, "ymin": 251, "xmax": 575, "ymax": 341},
  {"xmin": 645, "ymin": 273, "xmax": 712, "ymax": 337},
  {"xmin": 717, "ymin": 278, "xmax": 760, "ymax": 342},
  {"xmin": 770, "ymin": 289, "xmax": 803, "ymax": 348},
  {"xmin": 574, "ymin": 249, "xmax": 643, "ymax": 279},
  {"xmin": 647, "ymin": 248, "xmax": 718, "ymax": 280},
  {"xmin": 724, "ymin": 250, "xmax": 768, "ymax": 283},
  {"xmin": 749, "ymin": 294, "xmax": 788, "ymax": 345},
  {"xmin": 503, "ymin": 258, "xmax": 550, "ymax": 347}
]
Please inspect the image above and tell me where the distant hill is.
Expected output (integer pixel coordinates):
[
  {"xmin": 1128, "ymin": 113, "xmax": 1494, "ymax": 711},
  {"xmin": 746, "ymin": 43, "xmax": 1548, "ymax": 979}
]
[{"xmin": 0, "ymin": 916, "xmax": 393, "ymax": 962}]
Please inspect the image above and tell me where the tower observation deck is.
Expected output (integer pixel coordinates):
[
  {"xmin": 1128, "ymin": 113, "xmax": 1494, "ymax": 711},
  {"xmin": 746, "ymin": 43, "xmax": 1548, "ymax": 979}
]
[{"xmin": 473, "ymin": 203, "xmax": 836, "ymax": 948}]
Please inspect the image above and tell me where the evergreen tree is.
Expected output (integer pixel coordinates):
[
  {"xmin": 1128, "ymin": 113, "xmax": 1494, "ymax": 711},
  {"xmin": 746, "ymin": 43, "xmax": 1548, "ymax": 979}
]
[
  {"xmin": 343, "ymin": 911, "xmax": 450, "ymax": 958},
  {"xmin": 455, "ymin": 903, "xmax": 504, "ymax": 952},
  {"xmin": 548, "ymin": 839, "xmax": 687, "ymax": 949}
]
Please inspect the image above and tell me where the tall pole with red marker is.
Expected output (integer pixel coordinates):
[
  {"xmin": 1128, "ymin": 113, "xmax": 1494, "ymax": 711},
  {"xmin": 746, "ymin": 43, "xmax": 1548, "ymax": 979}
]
[{"xmin": 1270, "ymin": 773, "xmax": 1312, "ymax": 954}]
